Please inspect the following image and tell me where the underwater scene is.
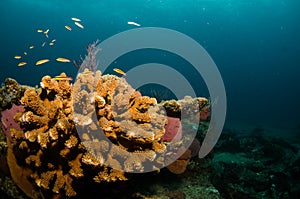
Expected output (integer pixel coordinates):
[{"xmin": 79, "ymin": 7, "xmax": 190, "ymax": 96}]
[{"xmin": 0, "ymin": 0, "xmax": 300, "ymax": 198}]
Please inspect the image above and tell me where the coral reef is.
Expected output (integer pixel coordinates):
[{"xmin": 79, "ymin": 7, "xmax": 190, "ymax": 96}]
[
  {"xmin": 161, "ymin": 96, "xmax": 210, "ymax": 121},
  {"xmin": 0, "ymin": 40, "xmax": 216, "ymax": 198},
  {"xmin": 8, "ymin": 72, "xmax": 127, "ymax": 198},
  {"xmin": 0, "ymin": 29, "xmax": 216, "ymax": 196},
  {"xmin": 72, "ymin": 69, "xmax": 168, "ymax": 173},
  {"xmin": 2, "ymin": 67, "xmax": 299, "ymax": 198},
  {"xmin": 0, "ymin": 78, "xmax": 27, "ymax": 111},
  {"xmin": 0, "ymin": 69, "xmax": 210, "ymax": 198}
]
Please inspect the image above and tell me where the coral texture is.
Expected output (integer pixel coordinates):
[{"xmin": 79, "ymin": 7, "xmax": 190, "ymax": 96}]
[
  {"xmin": 73, "ymin": 69, "xmax": 168, "ymax": 173},
  {"xmin": 0, "ymin": 41, "xmax": 212, "ymax": 198},
  {"xmin": 0, "ymin": 78, "xmax": 27, "ymax": 111},
  {"xmin": 9, "ymin": 72, "xmax": 131, "ymax": 197},
  {"xmin": 7, "ymin": 70, "xmax": 184, "ymax": 198},
  {"xmin": 1, "ymin": 71, "xmax": 210, "ymax": 198}
]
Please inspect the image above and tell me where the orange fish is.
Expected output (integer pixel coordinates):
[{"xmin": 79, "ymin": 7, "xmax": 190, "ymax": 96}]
[
  {"xmin": 65, "ymin": 25, "xmax": 72, "ymax": 31},
  {"xmin": 113, "ymin": 68, "xmax": 126, "ymax": 76},
  {"xmin": 37, "ymin": 29, "xmax": 43, "ymax": 33},
  {"xmin": 52, "ymin": 75, "xmax": 73, "ymax": 81},
  {"xmin": 44, "ymin": 29, "xmax": 49, "ymax": 38},
  {"xmin": 56, "ymin": 57, "xmax": 71, "ymax": 63},
  {"xmin": 18, "ymin": 62, "xmax": 27, "ymax": 67},
  {"xmin": 35, "ymin": 59, "xmax": 50, "ymax": 66},
  {"xmin": 14, "ymin": 55, "xmax": 22, "ymax": 59}
]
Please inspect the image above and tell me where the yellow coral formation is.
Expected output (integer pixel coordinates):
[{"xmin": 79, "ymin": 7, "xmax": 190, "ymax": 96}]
[
  {"xmin": 9, "ymin": 72, "xmax": 86, "ymax": 197},
  {"xmin": 73, "ymin": 71, "xmax": 168, "ymax": 173},
  {"xmin": 34, "ymin": 170, "xmax": 56, "ymax": 189},
  {"xmin": 6, "ymin": 69, "xmax": 209, "ymax": 198},
  {"xmin": 129, "ymin": 96, "xmax": 157, "ymax": 123},
  {"xmin": 25, "ymin": 150, "xmax": 43, "ymax": 167},
  {"xmin": 93, "ymin": 167, "xmax": 127, "ymax": 183},
  {"xmin": 81, "ymin": 151, "xmax": 103, "ymax": 166},
  {"xmin": 65, "ymin": 135, "xmax": 78, "ymax": 148},
  {"xmin": 69, "ymin": 154, "xmax": 84, "ymax": 178}
]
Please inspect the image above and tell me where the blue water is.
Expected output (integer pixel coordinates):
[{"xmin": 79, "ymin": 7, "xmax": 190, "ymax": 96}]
[{"xmin": 0, "ymin": 0, "xmax": 299, "ymax": 132}]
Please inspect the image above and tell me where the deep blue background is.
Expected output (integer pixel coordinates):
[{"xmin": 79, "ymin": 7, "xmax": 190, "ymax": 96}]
[{"xmin": 0, "ymin": 0, "xmax": 299, "ymax": 133}]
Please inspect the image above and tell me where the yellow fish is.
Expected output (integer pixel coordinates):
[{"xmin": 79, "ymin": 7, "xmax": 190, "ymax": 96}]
[
  {"xmin": 56, "ymin": 57, "xmax": 71, "ymax": 63},
  {"xmin": 49, "ymin": 42, "xmax": 54, "ymax": 46},
  {"xmin": 44, "ymin": 29, "xmax": 49, "ymax": 34},
  {"xmin": 71, "ymin": 17, "xmax": 81, "ymax": 22},
  {"xmin": 52, "ymin": 75, "xmax": 73, "ymax": 81},
  {"xmin": 81, "ymin": 71, "xmax": 92, "ymax": 75},
  {"xmin": 35, "ymin": 59, "xmax": 50, "ymax": 66},
  {"xmin": 29, "ymin": 45, "xmax": 34, "ymax": 49},
  {"xmin": 65, "ymin": 25, "xmax": 72, "ymax": 31},
  {"xmin": 51, "ymin": 39, "xmax": 56, "ymax": 43},
  {"xmin": 18, "ymin": 62, "xmax": 27, "ymax": 67},
  {"xmin": 23, "ymin": 51, "xmax": 27, "ymax": 55},
  {"xmin": 74, "ymin": 22, "xmax": 84, "ymax": 29},
  {"xmin": 44, "ymin": 29, "xmax": 49, "ymax": 38},
  {"xmin": 37, "ymin": 29, "xmax": 43, "ymax": 33},
  {"xmin": 14, "ymin": 55, "xmax": 22, "ymax": 59},
  {"xmin": 113, "ymin": 68, "xmax": 126, "ymax": 76}
]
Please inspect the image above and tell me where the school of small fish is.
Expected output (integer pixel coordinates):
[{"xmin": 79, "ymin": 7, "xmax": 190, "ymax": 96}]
[
  {"xmin": 12, "ymin": 17, "xmax": 139, "ymax": 77},
  {"xmin": 13, "ymin": 17, "xmax": 85, "ymax": 67}
]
